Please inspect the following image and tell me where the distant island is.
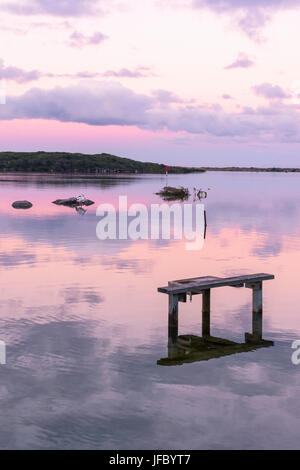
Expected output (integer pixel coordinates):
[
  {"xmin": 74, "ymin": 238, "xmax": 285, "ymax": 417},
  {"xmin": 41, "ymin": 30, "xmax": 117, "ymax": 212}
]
[
  {"xmin": 0, "ymin": 151, "xmax": 299, "ymax": 174},
  {"xmin": 0, "ymin": 151, "xmax": 203, "ymax": 174}
]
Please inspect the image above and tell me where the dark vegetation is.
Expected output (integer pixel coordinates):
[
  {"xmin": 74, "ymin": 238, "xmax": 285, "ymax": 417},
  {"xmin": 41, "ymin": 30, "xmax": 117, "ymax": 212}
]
[
  {"xmin": 1, "ymin": 151, "xmax": 299, "ymax": 174},
  {"xmin": 0, "ymin": 151, "xmax": 204, "ymax": 174},
  {"xmin": 156, "ymin": 186, "xmax": 190, "ymax": 201}
]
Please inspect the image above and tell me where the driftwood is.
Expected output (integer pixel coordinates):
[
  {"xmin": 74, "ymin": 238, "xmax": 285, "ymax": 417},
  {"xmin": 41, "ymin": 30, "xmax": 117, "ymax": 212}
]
[
  {"xmin": 155, "ymin": 186, "xmax": 190, "ymax": 201},
  {"xmin": 52, "ymin": 197, "xmax": 94, "ymax": 207},
  {"xmin": 12, "ymin": 200, "xmax": 33, "ymax": 209}
]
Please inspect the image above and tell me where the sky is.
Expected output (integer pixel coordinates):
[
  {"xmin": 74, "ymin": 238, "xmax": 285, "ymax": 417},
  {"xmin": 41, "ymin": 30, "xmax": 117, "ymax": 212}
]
[{"xmin": 0, "ymin": 0, "xmax": 300, "ymax": 166}]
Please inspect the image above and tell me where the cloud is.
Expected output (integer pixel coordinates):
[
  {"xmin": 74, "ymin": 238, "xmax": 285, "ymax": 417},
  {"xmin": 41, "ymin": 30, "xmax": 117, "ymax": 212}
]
[
  {"xmin": 165, "ymin": 0, "xmax": 300, "ymax": 39},
  {"xmin": 252, "ymin": 83, "xmax": 290, "ymax": 99},
  {"xmin": 102, "ymin": 66, "xmax": 154, "ymax": 78},
  {"xmin": 151, "ymin": 89, "xmax": 183, "ymax": 104},
  {"xmin": 68, "ymin": 31, "xmax": 108, "ymax": 48},
  {"xmin": 0, "ymin": 81, "xmax": 153, "ymax": 127},
  {"xmin": 0, "ymin": 59, "xmax": 101, "ymax": 83},
  {"xmin": 222, "ymin": 94, "xmax": 233, "ymax": 100},
  {"xmin": 1, "ymin": 0, "xmax": 102, "ymax": 16},
  {"xmin": 225, "ymin": 53, "xmax": 254, "ymax": 70},
  {"xmin": 1, "ymin": 80, "xmax": 300, "ymax": 142},
  {"xmin": 0, "ymin": 59, "xmax": 153, "ymax": 83},
  {"xmin": 0, "ymin": 59, "xmax": 41, "ymax": 83}
]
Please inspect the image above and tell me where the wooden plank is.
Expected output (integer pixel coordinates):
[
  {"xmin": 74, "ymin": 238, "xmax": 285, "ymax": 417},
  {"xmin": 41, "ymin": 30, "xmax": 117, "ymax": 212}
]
[
  {"xmin": 169, "ymin": 276, "xmax": 220, "ymax": 285},
  {"xmin": 158, "ymin": 273, "xmax": 274, "ymax": 294}
]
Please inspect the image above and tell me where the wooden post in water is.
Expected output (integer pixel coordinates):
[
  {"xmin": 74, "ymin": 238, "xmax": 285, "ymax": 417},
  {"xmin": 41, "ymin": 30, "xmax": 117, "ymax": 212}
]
[
  {"xmin": 252, "ymin": 282, "xmax": 263, "ymax": 341},
  {"xmin": 245, "ymin": 281, "xmax": 263, "ymax": 343},
  {"xmin": 202, "ymin": 289, "xmax": 211, "ymax": 337},
  {"xmin": 168, "ymin": 294, "xmax": 178, "ymax": 350}
]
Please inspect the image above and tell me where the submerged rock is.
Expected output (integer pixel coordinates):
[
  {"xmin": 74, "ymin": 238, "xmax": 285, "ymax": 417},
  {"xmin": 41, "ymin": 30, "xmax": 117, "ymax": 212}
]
[
  {"xmin": 155, "ymin": 186, "xmax": 190, "ymax": 201},
  {"xmin": 12, "ymin": 200, "xmax": 33, "ymax": 209},
  {"xmin": 52, "ymin": 197, "xmax": 94, "ymax": 207}
]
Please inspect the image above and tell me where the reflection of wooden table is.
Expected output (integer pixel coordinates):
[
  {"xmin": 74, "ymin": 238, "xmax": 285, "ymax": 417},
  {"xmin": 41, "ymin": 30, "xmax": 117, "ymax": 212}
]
[{"xmin": 157, "ymin": 274, "xmax": 275, "ymax": 365}]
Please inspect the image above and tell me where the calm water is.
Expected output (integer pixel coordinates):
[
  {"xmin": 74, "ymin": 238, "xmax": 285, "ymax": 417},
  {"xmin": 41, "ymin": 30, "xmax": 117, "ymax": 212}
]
[{"xmin": 0, "ymin": 171, "xmax": 300, "ymax": 450}]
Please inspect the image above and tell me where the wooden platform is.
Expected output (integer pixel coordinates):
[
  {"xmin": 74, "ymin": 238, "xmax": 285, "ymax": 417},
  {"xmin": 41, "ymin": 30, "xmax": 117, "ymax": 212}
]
[
  {"xmin": 158, "ymin": 273, "xmax": 274, "ymax": 295},
  {"xmin": 157, "ymin": 273, "xmax": 275, "ymax": 365}
]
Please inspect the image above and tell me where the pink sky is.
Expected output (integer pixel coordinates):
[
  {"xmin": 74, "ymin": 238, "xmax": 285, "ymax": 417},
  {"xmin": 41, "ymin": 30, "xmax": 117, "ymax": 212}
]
[{"xmin": 1, "ymin": 0, "xmax": 300, "ymax": 166}]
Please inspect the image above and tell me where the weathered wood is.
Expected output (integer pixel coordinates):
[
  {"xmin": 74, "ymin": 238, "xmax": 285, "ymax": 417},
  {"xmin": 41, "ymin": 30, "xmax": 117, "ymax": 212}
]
[
  {"xmin": 168, "ymin": 281, "xmax": 186, "ymax": 302},
  {"xmin": 158, "ymin": 273, "xmax": 274, "ymax": 295},
  {"xmin": 202, "ymin": 289, "xmax": 211, "ymax": 337},
  {"xmin": 168, "ymin": 294, "xmax": 178, "ymax": 349},
  {"xmin": 245, "ymin": 282, "xmax": 263, "ymax": 343},
  {"xmin": 158, "ymin": 273, "xmax": 274, "ymax": 364},
  {"xmin": 204, "ymin": 210, "xmax": 207, "ymax": 239}
]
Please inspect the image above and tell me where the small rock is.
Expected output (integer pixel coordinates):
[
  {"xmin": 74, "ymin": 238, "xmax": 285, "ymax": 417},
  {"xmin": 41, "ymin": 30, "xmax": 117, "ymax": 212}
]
[
  {"xmin": 52, "ymin": 197, "xmax": 94, "ymax": 207},
  {"xmin": 12, "ymin": 200, "xmax": 33, "ymax": 209}
]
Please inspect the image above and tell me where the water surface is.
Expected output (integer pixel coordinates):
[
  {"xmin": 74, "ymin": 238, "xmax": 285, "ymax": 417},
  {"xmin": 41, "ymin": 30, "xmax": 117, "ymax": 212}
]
[{"xmin": 0, "ymin": 171, "xmax": 299, "ymax": 450}]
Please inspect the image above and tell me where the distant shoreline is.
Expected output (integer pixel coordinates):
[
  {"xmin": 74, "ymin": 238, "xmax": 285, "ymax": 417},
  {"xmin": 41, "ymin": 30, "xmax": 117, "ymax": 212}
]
[
  {"xmin": 198, "ymin": 167, "xmax": 300, "ymax": 173},
  {"xmin": 1, "ymin": 167, "xmax": 300, "ymax": 177},
  {"xmin": 0, "ymin": 151, "xmax": 299, "ymax": 174}
]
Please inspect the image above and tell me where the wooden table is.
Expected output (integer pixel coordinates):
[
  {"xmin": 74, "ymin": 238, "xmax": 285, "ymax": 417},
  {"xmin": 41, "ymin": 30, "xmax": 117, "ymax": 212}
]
[{"xmin": 158, "ymin": 273, "xmax": 275, "ymax": 347}]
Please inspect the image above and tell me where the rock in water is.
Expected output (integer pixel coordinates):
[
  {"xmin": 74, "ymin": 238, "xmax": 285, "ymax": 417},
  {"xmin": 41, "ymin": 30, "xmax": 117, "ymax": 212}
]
[
  {"xmin": 155, "ymin": 186, "xmax": 190, "ymax": 201},
  {"xmin": 52, "ymin": 197, "xmax": 94, "ymax": 207},
  {"xmin": 12, "ymin": 200, "xmax": 33, "ymax": 209}
]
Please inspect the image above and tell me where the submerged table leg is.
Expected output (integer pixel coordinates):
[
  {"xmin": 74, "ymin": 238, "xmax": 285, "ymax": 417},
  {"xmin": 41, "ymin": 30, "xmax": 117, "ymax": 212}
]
[
  {"xmin": 202, "ymin": 289, "xmax": 211, "ymax": 337},
  {"xmin": 168, "ymin": 294, "xmax": 179, "ymax": 355},
  {"xmin": 252, "ymin": 282, "xmax": 263, "ymax": 341},
  {"xmin": 245, "ymin": 282, "xmax": 263, "ymax": 343}
]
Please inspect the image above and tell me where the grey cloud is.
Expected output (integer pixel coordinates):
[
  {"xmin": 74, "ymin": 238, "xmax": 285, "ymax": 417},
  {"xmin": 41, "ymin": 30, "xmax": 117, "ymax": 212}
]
[
  {"xmin": 0, "ymin": 81, "xmax": 153, "ymax": 126},
  {"xmin": 2, "ymin": 81, "xmax": 300, "ymax": 142},
  {"xmin": 102, "ymin": 66, "xmax": 154, "ymax": 78},
  {"xmin": 1, "ymin": 0, "xmax": 101, "ymax": 17},
  {"xmin": 252, "ymin": 82, "xmax": 290, "ymax": 99},
  {"xmin": 151, "ymin": 89, "xmax": 183, "ymax": 104},
  {"xmin": 168, "ymin": 0, "xmax": 300, "ymax": 39},
  {"xmin": 193, "ymin": 0, "xmax": 299, "ymax": 9},
  {"xmin": 225, "ymin": 53, "xmax": 254, "ymax": 70},
  {"xmin": 68, "ymin": 31, "xmax": 108, "ymax": 48},
  {"xmin": 0, "ymin": 59, "xmax": 104, "ymax": 83},
  {"xmin": 0, "ymin": 59, "xmax": 41, "ymax": 83}
]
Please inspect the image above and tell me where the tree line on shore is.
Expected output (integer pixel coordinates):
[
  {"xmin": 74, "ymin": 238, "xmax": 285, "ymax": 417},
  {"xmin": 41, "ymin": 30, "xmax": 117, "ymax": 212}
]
[{"xmin": 0, "ymin": 151, "xmax": 204, "ymax": 174}]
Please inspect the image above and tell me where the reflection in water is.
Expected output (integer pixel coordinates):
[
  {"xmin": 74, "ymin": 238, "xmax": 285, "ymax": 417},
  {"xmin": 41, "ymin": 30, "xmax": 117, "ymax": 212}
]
[
  {"xmin": 1, "ymin": 172, "xmax": 300, "ymax": 449},
  {"xmin": 75, "ymin": 206, "xmax": 87, "ymax": 216},
  {"xmin": 158, "ymin": 334, "xmax": 273, "ymax": 366}
]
